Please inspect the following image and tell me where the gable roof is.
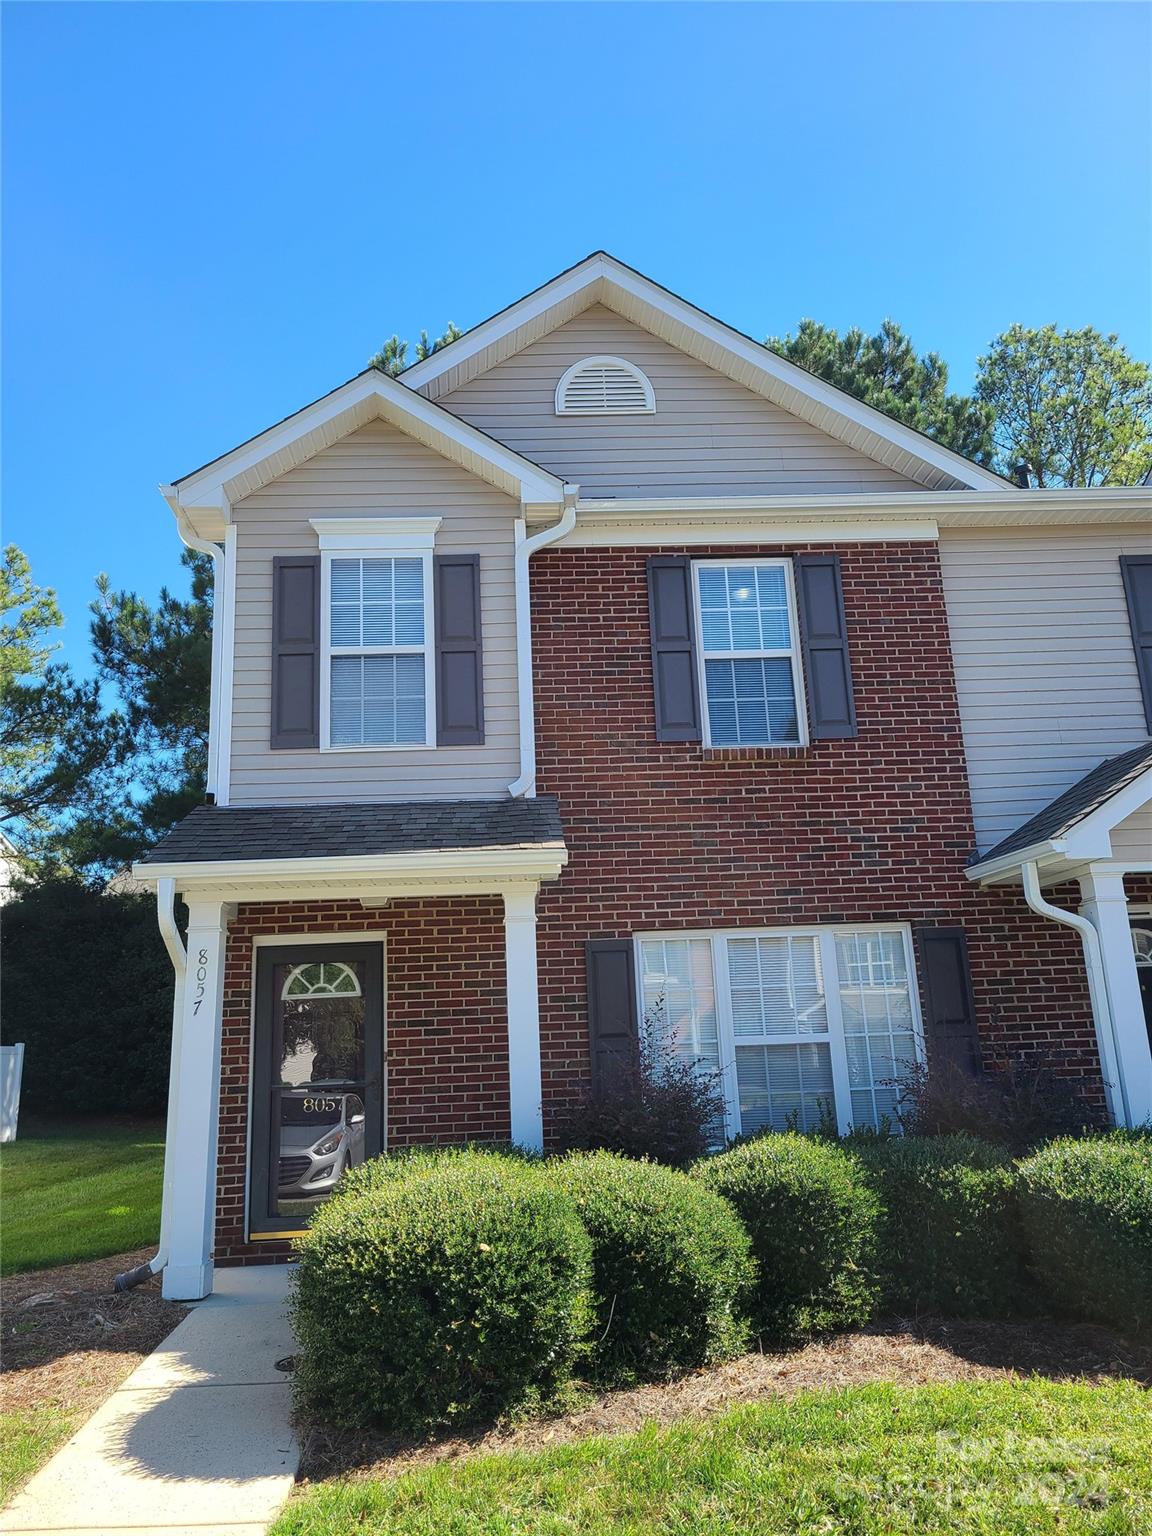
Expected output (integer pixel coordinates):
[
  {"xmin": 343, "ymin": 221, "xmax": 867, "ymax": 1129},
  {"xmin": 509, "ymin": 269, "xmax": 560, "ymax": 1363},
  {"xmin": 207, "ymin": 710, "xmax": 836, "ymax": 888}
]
[
  {"xmin": 164, "ymin": 368, "xmax": 567, "ymax": 538},
  {"xmin": 971, "ymin": 739, "xmax": 1152, "ymax": 871},
  {"xmin": 401, "ymin": 252, "xmax": 1014, "ymax": 495}
]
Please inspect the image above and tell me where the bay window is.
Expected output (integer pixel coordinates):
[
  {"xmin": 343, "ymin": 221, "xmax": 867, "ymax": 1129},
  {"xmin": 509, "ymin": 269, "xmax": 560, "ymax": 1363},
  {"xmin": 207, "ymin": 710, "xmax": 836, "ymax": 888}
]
[{"xmin": 637, "ymin": 925, "xmax": 923, "ymax": 1138}]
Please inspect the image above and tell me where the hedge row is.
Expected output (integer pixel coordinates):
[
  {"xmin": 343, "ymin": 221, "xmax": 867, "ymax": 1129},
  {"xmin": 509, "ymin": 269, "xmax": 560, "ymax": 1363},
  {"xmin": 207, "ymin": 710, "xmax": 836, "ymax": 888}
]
[{"xmin": 291, "ymin": 1132, "xmax": 1152, "ymax": 1431}]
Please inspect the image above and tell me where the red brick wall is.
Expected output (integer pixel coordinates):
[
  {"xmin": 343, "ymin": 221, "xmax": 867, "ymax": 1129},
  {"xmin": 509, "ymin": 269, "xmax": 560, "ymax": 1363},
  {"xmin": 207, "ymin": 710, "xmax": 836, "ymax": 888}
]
[
  {"xmin": 215, "ymin": 895, "xmax": 507, "ymax": 1265},
  {"xmin": 528, "ymin": 541, "xmax": 1103, "ymax": 1121}
]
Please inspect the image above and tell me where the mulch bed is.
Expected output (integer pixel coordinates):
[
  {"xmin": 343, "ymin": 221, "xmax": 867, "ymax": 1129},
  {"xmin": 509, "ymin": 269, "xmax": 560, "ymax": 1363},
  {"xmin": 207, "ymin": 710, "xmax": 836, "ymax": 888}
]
[
  {"xmin": 1, "ymin": 1249, "xmax": 188, "ymax": 1420},
  {"xmin": 298, "ymin": 1318, "xmax": 1152, "ymax": 1484}
]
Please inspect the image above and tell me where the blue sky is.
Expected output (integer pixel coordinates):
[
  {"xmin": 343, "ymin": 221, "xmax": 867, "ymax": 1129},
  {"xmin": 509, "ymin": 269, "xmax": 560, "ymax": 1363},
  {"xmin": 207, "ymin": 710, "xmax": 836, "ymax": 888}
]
[{"xmin": 4, "ymin": 1, "xmax": 1149, "ymax": 672}]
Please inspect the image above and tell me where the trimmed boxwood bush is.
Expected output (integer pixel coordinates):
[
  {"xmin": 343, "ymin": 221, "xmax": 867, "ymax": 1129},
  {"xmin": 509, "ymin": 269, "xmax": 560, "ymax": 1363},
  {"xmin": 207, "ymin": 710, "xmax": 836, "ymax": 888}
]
[
  {"xmin": 694, "ymin": 1134, "xmax": 879, "ymax": 1341},
  {"xmin": 852, "ymin": 1134, "xmax": 1029, "ymax": 1317},
  {"xmin": 335, "ymin": 1141, "xmax": 536, "ymax": 1199},
  {"xmin": 546, "ymin": 1152, "xmax": 753, "ymax": 1384},
  {"xmin": 1017, "ymin": 1134, "xmax": 1152, "ymax": 1338},
  {"xmin": 291, "ymin": 1151, "xmax": 592, "ymax": 1430}
]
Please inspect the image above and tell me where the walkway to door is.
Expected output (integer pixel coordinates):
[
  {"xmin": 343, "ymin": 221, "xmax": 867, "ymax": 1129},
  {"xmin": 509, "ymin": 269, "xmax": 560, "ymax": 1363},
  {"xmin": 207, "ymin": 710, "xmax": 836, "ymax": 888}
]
[{"xmin": 2, "ymin": 1266, "xmax": 299, "ymax": 1536}]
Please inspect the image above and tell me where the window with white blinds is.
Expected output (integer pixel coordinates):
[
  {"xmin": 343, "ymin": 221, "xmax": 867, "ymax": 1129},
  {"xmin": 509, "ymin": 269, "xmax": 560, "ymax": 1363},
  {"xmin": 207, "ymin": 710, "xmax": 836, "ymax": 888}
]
[
  {"xmin": 326, "ymin": 555, "xmax": 432, "ymax": 747},
  {"xmin": 637, "ymin": 926, "xmax": 923, "ymax": 1138}
]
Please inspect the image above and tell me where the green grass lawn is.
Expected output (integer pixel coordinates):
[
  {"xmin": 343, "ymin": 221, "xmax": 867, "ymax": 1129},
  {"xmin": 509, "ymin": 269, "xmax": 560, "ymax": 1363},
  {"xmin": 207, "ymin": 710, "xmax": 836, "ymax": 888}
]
[
  {"xmin": 0, "ymin": 1409, "xmax": 78, "ymax": 1505},
  {"xmin": 0, "ymin": 1119, "xmax": 165, "ymax": 1274},
  {"xmin": 273, "ymin": 1380, "xmax": 1152, "ymax": 1536}
]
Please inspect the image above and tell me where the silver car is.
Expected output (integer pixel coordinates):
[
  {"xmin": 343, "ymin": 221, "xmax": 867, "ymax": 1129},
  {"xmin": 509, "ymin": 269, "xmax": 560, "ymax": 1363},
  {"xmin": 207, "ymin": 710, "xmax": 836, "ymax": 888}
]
[{"xmin": 277, "ymin": 1089, "xmax": 366, "ymax": 1202}]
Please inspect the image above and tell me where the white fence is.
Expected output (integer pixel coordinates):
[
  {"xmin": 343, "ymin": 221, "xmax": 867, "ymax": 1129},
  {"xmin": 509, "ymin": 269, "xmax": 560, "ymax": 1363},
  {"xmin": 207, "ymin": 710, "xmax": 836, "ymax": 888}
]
[{"xmin": 1, "ymin": 1043, "xmax": 25, "ymax": 1142}]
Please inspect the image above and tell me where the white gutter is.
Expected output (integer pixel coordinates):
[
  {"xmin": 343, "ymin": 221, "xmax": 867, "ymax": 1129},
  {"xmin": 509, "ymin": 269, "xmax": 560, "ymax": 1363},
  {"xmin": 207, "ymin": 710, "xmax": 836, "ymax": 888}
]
[
  {"xmin": 115, "ymin": 878, "xmax": 187, "ymax": 1291},
  {"xmin": 172, "ymin": 509, "xmax": 226, "ymax": 804},
  {"xmin": 508, "ymin": 484, "xmax": 579, "ymax": 798},
  {"xmin": 1021, "ymin": 860, "xmax": 1128, "ymax": 1127}
]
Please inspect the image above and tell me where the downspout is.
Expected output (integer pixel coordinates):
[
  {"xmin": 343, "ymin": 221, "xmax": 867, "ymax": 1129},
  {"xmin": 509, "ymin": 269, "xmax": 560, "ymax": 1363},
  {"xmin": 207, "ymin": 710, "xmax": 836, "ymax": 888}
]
[
  {"xmin": 508, "ymin": 484, "xmax": 579, "ymax": 798},
  {"xmin": 174, "ymin": 511, "xmax": 225, "ymax": 804},
  {"xmin": 1021, "ymin": 860, "xmax": 1129, "ymax": 1127},
  {"xmin": 114, "ymin": 879, "xmax": 187, "ymax": 1291}
]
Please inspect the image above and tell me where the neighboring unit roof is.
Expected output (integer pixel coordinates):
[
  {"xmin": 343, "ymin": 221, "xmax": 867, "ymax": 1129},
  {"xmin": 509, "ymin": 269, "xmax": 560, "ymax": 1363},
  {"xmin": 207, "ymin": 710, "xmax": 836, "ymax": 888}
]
[
  {"xmin": 139, "ymin": 797, "xmax": 565, "ymax": 865},
  {"xmin": 973, "ymin": 740, "xmax": 1152, "ymax": 865},
  {"xmin": 401, "ymin": 250, "xmax": 1015, "ymax": 494}
]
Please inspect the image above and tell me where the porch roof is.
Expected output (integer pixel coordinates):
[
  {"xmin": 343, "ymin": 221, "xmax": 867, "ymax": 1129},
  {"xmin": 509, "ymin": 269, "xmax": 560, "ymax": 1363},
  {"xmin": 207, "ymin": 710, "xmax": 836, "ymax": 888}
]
[{"xmin": 138, "ymin": 796, "xmax": 565, "ymax": 865}]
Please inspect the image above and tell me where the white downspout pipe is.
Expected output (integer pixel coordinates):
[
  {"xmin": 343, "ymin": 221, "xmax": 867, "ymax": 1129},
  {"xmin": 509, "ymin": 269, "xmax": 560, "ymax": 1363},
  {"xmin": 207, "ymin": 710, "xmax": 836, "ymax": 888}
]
[
  {"xmin": 114, "ymin": 878, "xmax": 187, "ymax": 1290},
  {"xmin": 508, "ymin": 485, "xmax": 579, "ymax": 798},
  {"xmin": 174, "ymin": 512, "xmax": 225, "ymax": 804},
  {"xmin": 1021, "ymin": 859, "xmax": 1129, "ymax": 1127}
]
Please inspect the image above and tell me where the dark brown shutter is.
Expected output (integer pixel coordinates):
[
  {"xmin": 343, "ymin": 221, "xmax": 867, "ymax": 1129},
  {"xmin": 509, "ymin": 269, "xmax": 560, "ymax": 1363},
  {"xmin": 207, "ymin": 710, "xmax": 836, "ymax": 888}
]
[
  {"xmin": 1121, "ymin": 555, "xmax": 1152, "ymax": 731},
  {"xmin": 794, "ymin": 554, "xmax": 857, "ymax": 739},
  {"xmin": 270, "ymin": 555, "xmax": 320, "ymax": 750},
  {"xmin": 434, "ymin": 554, "xmax": 484, "ymax": 746},
  {"xmin": 916, "ymin": 927, "xmax": 982, "ymax": 1077},
  {"xmin": 647, "ymin": 557, "xmax": 702, "ymax": 742},
  {"xmin": 586, "ymin": 939, "xmax": 639, "ymax": 1092}
]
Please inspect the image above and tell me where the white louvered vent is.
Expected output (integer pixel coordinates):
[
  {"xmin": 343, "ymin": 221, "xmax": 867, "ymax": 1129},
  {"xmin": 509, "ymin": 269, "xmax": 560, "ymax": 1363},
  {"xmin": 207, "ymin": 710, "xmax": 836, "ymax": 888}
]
[{"xmin": 555, "ymin": 355, "xmax": 656, "ymax": 415}]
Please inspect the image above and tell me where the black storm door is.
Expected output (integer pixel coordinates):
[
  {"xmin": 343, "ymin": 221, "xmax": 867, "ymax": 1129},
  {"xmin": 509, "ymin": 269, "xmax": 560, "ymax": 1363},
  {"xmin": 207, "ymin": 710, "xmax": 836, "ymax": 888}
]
[{"xmin": 249, "ymin": 942, "xmax": 384, "ymax": 1239}]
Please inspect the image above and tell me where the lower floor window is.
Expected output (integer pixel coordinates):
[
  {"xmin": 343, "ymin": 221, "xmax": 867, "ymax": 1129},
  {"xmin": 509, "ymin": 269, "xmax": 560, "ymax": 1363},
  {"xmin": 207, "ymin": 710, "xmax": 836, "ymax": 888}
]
[{"xmin": 637, "ymin": 925, "xmax": 923, "ymax": 1138}]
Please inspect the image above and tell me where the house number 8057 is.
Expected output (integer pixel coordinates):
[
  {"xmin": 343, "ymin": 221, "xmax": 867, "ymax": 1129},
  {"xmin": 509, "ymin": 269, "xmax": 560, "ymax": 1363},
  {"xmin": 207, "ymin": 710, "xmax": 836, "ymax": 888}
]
[{"xmin": 192, "ymin": 948, "xmax": 210, "ymax": 1014}]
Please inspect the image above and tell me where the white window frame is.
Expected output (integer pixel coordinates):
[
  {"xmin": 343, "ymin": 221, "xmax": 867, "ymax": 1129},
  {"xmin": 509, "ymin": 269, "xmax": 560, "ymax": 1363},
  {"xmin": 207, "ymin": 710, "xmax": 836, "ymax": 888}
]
[
  {"xmin": 690, "ymin": 558, "xmax": 809, "ymax": 749},
  {"xmin": 310, "ymin": 517, "xmax": 441, "ymax": 753},
  {"xmin": 554, "ymin": 355, "xmax": 656, "ymax": 415},
  {"xmin": 633, "ymin": 923, "xmax": 926, "ymax": 1140}
]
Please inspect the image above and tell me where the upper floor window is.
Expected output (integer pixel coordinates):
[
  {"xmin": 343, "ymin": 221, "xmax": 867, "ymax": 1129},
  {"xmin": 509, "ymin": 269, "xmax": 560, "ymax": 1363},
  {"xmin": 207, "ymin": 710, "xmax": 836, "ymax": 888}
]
[
  {"xmin": 329, "ymin": 556, "xmax": 428, "ymax": 747},
  {"xmin": 693, "ymin": 559, "xmax": 806, "ymax": 747},
  {"xmin": 310, "ymin": 517, "xmax": 441, "ymax": 751},
  {"xmin": 555, "ymin": 356, "xmax": 655, "ymax": 415}
]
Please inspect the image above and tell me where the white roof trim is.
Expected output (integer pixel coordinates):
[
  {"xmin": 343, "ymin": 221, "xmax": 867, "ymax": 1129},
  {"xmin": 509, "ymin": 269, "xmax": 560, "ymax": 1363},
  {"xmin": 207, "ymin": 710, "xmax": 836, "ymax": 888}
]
[
  {"xmin": 1061, "ymin": 761, "xmax": 1152, "ymax": 859},
  {"xmin": 967, "ymin": 759, "xmax": 1152, "ymax": 883},
  {"xmin": 163, "ymin": 370, "xmax": 566, "ymax": 537},
  {"xmin": 401, "ymin": 252, "xmax": 1012, "ymax": 494},
  {"xmin": 132, "ymin": 841, "xmax": 569, "ymax": 891}
]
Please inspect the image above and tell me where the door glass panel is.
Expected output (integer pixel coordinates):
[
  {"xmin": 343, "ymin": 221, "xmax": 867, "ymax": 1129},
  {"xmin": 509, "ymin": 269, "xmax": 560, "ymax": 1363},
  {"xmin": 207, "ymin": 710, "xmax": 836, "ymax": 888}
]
[{"xmin": 273, "ymin": 958, "xmax": 368, "ymax": 1220}]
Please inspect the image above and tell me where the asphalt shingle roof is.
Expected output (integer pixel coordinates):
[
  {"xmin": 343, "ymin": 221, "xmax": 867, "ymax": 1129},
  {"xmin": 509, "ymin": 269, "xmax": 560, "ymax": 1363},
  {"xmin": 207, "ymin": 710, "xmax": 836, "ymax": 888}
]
[
  {"xmin": 973, "ymin": 740, "xmax": 1152, "ymax": 866},
  {"xmin": 139, "ymin": 797, "xmax": 565, "ymax": 865}
]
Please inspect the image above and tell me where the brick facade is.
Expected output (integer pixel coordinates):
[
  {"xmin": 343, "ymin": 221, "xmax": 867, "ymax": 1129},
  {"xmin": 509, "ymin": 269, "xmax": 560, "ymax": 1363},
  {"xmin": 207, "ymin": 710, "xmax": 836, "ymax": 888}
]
[
  {"xmin": 215, "ymin": 895, "xmax": 507, "ymax": 1265},
  {"xmin": 527, "ymin": 541, "xmax": 1104, "ymax": 1120},
  {"xmin": 212, "ymin": 540, "xmax": 1142, "ymax": 1262}
]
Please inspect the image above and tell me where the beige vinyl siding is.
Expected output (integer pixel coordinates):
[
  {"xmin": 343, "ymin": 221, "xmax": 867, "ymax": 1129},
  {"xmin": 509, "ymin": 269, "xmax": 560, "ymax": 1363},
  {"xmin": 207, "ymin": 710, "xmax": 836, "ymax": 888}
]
[
  {"xmin": 939, "ymin": 523, "xmax": 1152, "ymax": 853},
  {"xmin": 436, "ymin": 306, "xmax": 923, "ymax": 499},
  {"xmin": 229, "ymin": 419, "xmax": 519, "ymax": 804},
  {"xmin": 1111, "ymin": 806, "xmax": 1152, "ymax": 861}
]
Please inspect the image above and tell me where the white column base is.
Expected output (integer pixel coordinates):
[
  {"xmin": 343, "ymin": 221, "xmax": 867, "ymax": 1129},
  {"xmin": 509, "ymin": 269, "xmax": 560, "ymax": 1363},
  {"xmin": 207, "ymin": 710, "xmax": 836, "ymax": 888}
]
[
  {"xmin": 503, "ymin": 885, "xmax": 544, "ymax": 1151},
  {"xmin": 162, "ymin": 1261, "xmax": 214, "ymax": 1301},
  {"xmin": 1080, "ymin": 869, "xmax": 1152, "ymax": 1128}
]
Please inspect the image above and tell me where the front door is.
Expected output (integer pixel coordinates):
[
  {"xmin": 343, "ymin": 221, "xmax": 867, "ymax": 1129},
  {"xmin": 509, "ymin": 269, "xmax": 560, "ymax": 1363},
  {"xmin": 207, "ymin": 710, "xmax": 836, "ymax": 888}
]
[
  {"xmin": 249, "ymin": 943, "xmax": 384, "ymax": 1240},
  {"xmin": 1133, "ymin": 923, "xmax": 1152, "ymax": 1052}
]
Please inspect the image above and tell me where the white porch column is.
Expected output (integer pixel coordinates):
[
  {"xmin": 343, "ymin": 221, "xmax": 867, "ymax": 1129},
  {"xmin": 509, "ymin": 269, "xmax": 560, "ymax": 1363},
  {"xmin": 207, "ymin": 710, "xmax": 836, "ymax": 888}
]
[
  {"xmin": 163, "ymin": 896, "xmax": 234, "ymax": 1300},
  {"xmin": 503, "ymin": 885, "xmax": 544, "ymax": 1151},
  {"xmin": 1080, "ymin": 869, "xmax": 1152, "ymax": 1128}
]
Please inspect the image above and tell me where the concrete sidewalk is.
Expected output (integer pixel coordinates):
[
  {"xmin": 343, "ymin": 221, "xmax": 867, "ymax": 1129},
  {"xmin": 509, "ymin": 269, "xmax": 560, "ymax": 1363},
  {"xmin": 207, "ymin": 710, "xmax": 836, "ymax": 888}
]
[{"xmin": 2, "ymin": 1266, "xmax": 299, "ymax": 1536}]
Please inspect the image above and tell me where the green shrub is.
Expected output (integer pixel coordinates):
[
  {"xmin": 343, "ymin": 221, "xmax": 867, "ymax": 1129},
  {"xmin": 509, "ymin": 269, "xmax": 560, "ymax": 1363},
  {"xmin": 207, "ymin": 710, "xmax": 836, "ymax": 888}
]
[
  {"xmin": 291, "ymin": 1151, "xmax": 592, "ymax": 1430},
  {"xmin": 335, "ymin": 1141, "xmax": 535, "ymax": 1199},
  {"xmin": 852, "ymin": 1134, "xmax": 1028, "ymax": 1317},
  {"xmin": 694, "ymin": 1134, "xmax": 879, "ymax": 1341},
  {"xmin": 1017, "ymin": 1134, "xmax": 1152, "ymax": 1338},
  {"xmin": 546, "ymin": 1152, "xmax": 753, "ymax": 1384}
]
